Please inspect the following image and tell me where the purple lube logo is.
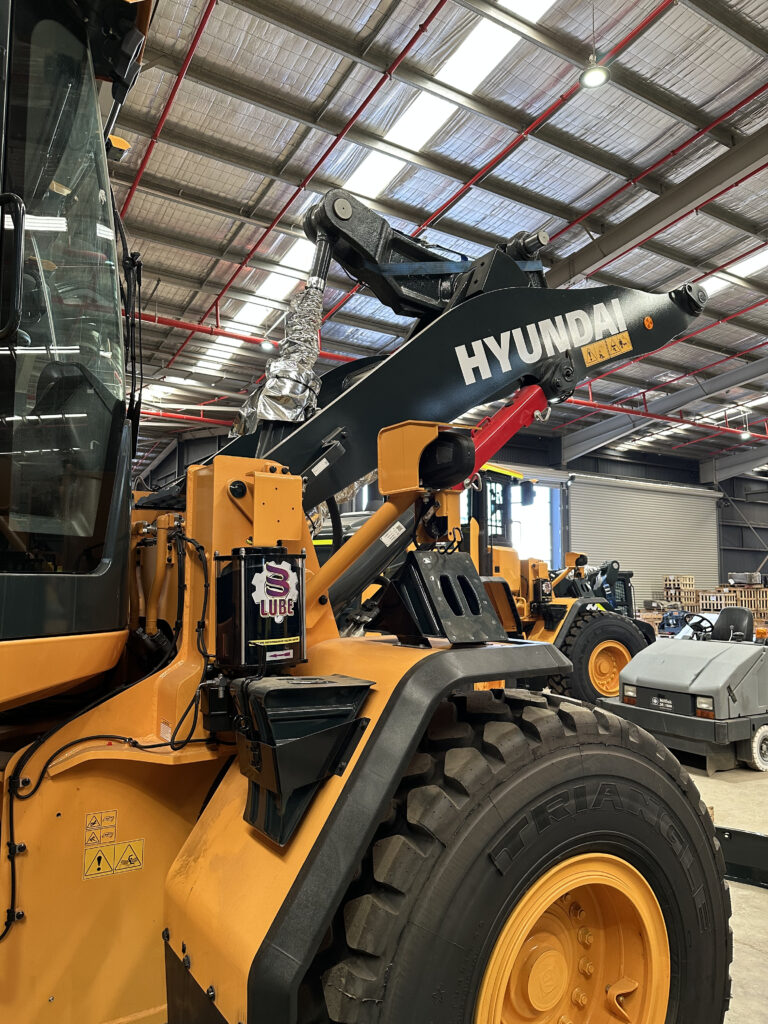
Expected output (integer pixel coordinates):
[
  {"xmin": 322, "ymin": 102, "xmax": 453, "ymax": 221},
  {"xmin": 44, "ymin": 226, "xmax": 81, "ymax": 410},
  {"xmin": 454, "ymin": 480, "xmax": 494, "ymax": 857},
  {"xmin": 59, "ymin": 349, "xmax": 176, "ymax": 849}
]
[{"xmin": 251, "ymin": 561, "xmax": 299, "ymax": 621}]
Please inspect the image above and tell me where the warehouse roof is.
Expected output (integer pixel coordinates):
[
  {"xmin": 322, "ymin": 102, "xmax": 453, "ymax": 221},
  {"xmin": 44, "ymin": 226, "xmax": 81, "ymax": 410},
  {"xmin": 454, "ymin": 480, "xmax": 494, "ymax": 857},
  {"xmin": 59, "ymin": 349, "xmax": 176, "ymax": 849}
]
[{"xmin": 113, "ymin": 0, "xmax": 768, "ymax": 485}]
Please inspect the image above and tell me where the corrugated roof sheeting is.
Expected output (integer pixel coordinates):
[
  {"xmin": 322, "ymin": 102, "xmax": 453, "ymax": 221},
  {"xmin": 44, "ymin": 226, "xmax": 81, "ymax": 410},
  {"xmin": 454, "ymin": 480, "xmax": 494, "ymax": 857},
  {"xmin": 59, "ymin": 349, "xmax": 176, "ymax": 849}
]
[
  {"xmin": 618, "ymin": 4, "xmax": 768, "ymax": 110},
  {"xmin": 123, "ymin": 0, "xmax": 768, "ymax": 460},
  {"xmin": 490, "ymin": 136, "xmax": 612, "ymax": 209}
]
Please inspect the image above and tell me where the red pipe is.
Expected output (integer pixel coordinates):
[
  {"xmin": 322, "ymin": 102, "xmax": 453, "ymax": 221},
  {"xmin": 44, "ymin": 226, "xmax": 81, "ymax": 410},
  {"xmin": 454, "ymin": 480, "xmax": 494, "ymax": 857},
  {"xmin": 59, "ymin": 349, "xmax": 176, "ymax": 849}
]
[
  {"xmin": 138, "ymin": 310, "xmax": 354, "ymax": 362},
  {"xmin": 121, "ymin": 0, "xmax": 218, "ymax": 218},
  {"xmin": 565, "ymin": 397, "xmax": 768, "ymax": 442},
  {"xmin": 322, "ymin": 0, "xmax": 678, "ymax": 324},
  {"xmin": 581, "ymin": 299, "xmax": 768, "ymax": 393},
  {"xmin": 586, "ymin": 159, "xmax": 768, "ymax": 279},
  {"xmin": 166, "ymin": 0, "xmax": 449, "ymax": 367},
  {"xmin": 140, "ymin": 409, "xmax": 232, "ymax": 426},
  {"xmin": 550, "ymin": 79, "xmax": 768, "ymax": 243},
  {"xmin": 691, "ymin": 239, "xmax": 768, "ymax": 285}
]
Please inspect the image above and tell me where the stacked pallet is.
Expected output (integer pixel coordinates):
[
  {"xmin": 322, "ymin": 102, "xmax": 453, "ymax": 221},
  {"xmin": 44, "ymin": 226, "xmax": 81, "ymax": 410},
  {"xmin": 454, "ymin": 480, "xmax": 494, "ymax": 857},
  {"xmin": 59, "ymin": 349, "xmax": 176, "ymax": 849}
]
[
  {"xmin": 697, "ymin": 588, "xmax": 739, "ymax": 613},
  {"xmin": 664, "ymin": 574, "xmax": 697, "ymax": 611}
]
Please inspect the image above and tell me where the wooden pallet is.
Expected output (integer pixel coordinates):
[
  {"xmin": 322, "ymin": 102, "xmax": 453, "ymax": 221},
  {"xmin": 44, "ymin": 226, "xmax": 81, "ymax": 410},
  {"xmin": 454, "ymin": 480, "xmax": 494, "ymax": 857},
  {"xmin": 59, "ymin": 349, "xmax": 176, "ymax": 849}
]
[{"xmin": 697, "ymin": 589, "xmax": 739, "ymax": 612}]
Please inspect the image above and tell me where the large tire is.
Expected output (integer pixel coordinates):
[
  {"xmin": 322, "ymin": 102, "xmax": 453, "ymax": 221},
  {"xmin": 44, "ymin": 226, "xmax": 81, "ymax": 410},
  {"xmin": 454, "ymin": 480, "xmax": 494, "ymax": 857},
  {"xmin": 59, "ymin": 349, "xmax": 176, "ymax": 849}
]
[
  {"xmin": 550, "ymin": 610, "xmax": 648, "ymax": 702},
  {"xmin": 313, "ymin": 690, "xmax": 731, "ymax": 1024}
]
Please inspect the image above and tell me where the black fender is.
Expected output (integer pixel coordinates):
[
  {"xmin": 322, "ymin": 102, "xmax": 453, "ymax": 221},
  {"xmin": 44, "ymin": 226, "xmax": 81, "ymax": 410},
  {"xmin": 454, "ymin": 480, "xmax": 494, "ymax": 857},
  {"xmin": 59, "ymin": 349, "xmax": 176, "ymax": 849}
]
[{"xmin": 165, "ymin": 641, "xmax": 571, "ymax": 1023}]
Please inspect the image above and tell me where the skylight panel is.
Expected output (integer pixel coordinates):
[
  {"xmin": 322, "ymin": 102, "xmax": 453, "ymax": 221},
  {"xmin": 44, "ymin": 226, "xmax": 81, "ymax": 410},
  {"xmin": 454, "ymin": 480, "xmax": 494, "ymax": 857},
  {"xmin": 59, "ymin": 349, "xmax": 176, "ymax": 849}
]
[
  {"xmin": 233, "ymin": 300, "xmax": 271, "ymax": 328},
  {"xmin": 499, "ymin": 0, "xmax": 557, "ymax": 21},
  {"xmin": 284, "ymin": 237, "xmax": 316, "ymax": 272},
  {"xmin": 385, "ymin": 92, "xmax": 457, "ymax": 151},
  {"xmin": 256, "ymin": 272, "xmax": 298, "ymax": 302},
  {"xmin": 702, "ymin": 274, "xmax": 729, "ymax": 296},
  {"xmin": 436, "ymin": 18, "xmax": 520, "ymax": 94},
  {"xmin": 730, "ymin": 247, "xmax": 768, "ymax": 279},
  {"xmin": 344, "ymin": 151, "xmax": 406, "ymax": 198}
]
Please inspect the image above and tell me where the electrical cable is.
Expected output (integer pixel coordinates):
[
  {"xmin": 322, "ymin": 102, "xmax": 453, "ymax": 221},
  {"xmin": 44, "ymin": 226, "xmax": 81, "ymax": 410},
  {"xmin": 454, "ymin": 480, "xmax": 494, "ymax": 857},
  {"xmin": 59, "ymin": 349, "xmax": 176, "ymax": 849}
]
[
  {"xmin": 326, "ymin": 496, "xmax": 343, "ymax": 555},
  {"xmin": 0, "ymin": 532, "xmax": 213, "ymax": 942}
]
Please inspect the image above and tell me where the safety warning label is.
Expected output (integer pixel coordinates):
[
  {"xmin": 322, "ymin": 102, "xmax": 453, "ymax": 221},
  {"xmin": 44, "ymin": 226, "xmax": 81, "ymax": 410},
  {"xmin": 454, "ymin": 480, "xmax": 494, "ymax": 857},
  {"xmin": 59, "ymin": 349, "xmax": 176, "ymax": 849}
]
[
  {"xmin": 84, "ymin": 809, "xmax": 118, "ymax": 846},
  {"xmin": 83, "ymin": 839, "xmax": 144, "ymax": 880}
]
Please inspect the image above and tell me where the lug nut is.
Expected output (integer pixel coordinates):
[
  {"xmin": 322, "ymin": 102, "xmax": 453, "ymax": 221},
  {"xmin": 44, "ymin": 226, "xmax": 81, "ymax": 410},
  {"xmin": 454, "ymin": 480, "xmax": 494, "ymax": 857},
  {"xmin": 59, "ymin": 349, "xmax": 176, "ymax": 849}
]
[
  {"xmin": 578, "ymin": 957, "xmax": 594, "ymax": 977},
  {"xmin": 577, "ymin": 927, "xmax": 593, "ymax": 948},
  {"xmin": 572, "ymin": 988, "xmax": 588, "ymax": 1008},
  {"xmin": 560, "ymin": 891, "xmax": 572, "ymax": 903},
  {"xmin": 569, "ymin": 902, "xmax": 585, "ymax": 921}
]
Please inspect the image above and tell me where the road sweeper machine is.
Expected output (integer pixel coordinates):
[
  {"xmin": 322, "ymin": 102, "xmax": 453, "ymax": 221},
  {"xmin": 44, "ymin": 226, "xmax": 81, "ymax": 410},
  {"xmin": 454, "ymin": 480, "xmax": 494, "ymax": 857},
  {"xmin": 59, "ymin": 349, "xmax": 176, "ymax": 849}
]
[{"xmin": 0, "ymin": 4, "xmax": 732, "ymax": 1024}]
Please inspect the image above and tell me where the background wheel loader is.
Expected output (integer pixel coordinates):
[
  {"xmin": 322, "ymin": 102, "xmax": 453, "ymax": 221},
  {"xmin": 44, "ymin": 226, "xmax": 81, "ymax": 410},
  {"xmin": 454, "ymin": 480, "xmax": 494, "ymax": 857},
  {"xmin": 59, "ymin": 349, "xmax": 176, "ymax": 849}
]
[
  {"xmin": 0, "ymin": 5, "xmax": 730, "ymax": 1023},
  {"xmin": 315, "ymin": 463, "xmax": 650, "ymax": 703}
]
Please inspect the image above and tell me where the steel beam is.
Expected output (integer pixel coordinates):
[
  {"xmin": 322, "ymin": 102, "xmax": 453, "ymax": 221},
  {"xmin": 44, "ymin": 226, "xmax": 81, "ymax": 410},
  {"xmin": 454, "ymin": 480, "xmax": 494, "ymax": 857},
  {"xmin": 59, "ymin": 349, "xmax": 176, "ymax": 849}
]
[
  {"xmin": 239, "ymin": 0, "xmax": 738, "ymax": 153},
  {"xmin": 700, "ymin": 445, "xmax": 768, "ymax": 484},
  {"xmin": 563, "ymin": 354, "xmax": 768, "ymax": 463},
  {"xmin": 681, "ymin": 0, "xmax": 768, "ymax": 58},
  {"xmin": 547, "ymin": 122, "xmax": 768, "ymax": 286}
]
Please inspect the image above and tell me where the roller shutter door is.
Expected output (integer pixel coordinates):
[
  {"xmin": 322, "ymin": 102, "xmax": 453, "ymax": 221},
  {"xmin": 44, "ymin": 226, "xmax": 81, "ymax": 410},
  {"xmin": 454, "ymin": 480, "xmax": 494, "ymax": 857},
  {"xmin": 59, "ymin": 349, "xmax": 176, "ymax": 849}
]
[{"xmin": 569, "ymin": 476, "xmax": 719, "ymax": 603}]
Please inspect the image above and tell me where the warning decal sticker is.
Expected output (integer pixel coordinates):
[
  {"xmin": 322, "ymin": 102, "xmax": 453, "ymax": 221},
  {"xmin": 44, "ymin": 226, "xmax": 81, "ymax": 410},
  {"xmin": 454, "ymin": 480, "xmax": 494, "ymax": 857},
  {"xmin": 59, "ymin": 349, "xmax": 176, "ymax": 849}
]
[
  {"xmin": 82, "ymin": 808, "xmax": 144, "ymax": 880},
  {"xmin": 582, "ymin": 331, "xmax": 632, "ymax": 367},
  {"xmin": 83, "ymin": 840, "xmax": 144, "ymax": 880}
]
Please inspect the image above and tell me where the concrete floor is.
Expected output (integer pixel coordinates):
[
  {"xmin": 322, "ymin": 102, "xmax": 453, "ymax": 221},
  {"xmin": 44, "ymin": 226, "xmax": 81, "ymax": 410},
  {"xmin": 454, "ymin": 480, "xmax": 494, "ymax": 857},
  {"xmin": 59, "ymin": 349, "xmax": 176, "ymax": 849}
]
[{"xmin": 687, "ymin": 763, "xmax": 768, "ymax": 1024}]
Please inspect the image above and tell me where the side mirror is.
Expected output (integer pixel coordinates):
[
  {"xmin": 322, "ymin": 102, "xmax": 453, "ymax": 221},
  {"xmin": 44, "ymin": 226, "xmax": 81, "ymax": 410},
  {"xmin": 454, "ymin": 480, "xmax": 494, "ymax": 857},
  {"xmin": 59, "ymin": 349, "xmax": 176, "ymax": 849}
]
[{"xmin": 520, "ymin": 479, "xmax": 535, "ymax": 506}]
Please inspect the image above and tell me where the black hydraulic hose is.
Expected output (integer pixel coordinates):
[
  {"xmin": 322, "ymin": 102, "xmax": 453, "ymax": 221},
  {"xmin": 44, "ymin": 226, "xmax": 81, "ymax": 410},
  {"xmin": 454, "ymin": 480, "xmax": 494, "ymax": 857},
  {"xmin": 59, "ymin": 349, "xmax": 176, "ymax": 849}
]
[{"xmin": 326, "ymin": 496, "xmax": 343, "ymax": 556}]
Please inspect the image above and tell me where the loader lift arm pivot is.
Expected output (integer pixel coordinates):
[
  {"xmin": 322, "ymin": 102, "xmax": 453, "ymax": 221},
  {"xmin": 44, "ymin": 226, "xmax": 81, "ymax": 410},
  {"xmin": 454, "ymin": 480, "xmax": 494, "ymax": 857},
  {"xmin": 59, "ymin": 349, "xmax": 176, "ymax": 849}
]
[{"xmin": 221, "ymin": 188, "xmax": 707, "ymax": 512}]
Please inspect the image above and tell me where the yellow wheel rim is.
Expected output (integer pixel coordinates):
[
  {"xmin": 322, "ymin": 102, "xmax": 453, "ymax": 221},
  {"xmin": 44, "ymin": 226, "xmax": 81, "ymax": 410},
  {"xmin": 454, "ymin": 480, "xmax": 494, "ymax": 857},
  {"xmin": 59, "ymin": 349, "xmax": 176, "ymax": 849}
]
[
  {"xmin": 475, "ymin": 853, "xmax": 670, "ymax": 1024},
  {"xmin": 587, "ymin": 640, "xmax": 631, "ymax": 697}
]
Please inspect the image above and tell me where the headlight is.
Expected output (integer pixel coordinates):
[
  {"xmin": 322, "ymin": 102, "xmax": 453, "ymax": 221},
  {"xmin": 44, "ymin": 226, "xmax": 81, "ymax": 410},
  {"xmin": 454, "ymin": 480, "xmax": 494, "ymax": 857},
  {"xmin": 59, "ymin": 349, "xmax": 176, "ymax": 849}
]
[
  {"xmin": 622, "ymin": 684, "xmax": 637, "ymax": 704},
  {"xmin": 696, "ymin": 695, "xmax": 715, "ymax": 719}
]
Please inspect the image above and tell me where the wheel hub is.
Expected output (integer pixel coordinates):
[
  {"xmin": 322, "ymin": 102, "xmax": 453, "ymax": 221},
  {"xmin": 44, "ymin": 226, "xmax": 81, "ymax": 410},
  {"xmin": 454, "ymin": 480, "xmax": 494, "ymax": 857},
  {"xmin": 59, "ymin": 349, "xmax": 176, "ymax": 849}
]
[
  {"xmin": 475, "ymin": 854, "xmax": 670, "ymax": 1024},
  {"xmin": 521, "ymin": 947, "xmax": 568, "ymax": 1011},
  {"xmin": 587, "ymin": 640, "xmax": 631, "ymax": 696}
]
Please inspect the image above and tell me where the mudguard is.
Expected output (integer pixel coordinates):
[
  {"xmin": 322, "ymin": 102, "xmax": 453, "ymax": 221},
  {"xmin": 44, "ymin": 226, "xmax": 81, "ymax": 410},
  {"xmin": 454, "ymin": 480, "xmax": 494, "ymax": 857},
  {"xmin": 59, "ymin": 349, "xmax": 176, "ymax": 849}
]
[{"xmin": 163, "ymin": 639, "xmax": 570, "ymax": 1024}]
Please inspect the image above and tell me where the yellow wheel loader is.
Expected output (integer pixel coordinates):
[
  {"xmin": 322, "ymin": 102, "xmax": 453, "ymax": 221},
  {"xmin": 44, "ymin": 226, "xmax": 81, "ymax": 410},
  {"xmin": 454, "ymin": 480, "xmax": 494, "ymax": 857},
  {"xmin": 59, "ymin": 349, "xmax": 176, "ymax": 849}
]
[{"xmin": 0, "ymin": 5, "xmax": 730, "ymax": 1024}]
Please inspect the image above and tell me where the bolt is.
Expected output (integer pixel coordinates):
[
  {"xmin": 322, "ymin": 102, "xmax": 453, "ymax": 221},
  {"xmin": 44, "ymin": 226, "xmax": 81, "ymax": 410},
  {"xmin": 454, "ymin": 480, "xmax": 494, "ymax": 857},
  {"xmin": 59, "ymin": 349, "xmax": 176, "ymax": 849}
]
[
  {"xmin": 281, "ymin": 466, "xmax": 289, "ymax": 474},
  {"xmin": 206, "ymin": 986, "xmax": 216, "ymax": 1001},
  {"xmin": 269, "ymin": 465, "xmax": 277, "ymax": 474},
  {"xmin": 560, "ymin": 891, "xmax": 572, "ymax": 903},
  {"xmin": 569, "ymin": 902, "xmax": 585, "ymax": 921},
  {"xmin": 572, "ymin": 988, "xmax": 588, "ymax": 1008},
  {"xmin": 333, "ymin": 197, "xmax": 353, "ymax": 221},
  {"xmin": 577, "ymin": 927, "xmax": 593, "ymax": 948},
  {"xmin": 319, "ymin": 595, "xmax": 328, "ymax": 605},
  {"xmin": 578, "ymin": 957, "xmax": 594, "ymax": 977},
  {"xmin": 182, "ymin": 954, "xmax": 191, "ymax": 970},
  {"xmin": 229, "ymin": 480, "xmax": 246, "ymax": 498},
  {"xmin": 15, "ymin": 842, "xmax": 27, "ymax": 854},
  {"xmin": 14, "ymin": 909, "xmax": 24, "ymax": 921},
  {"xmin": 617, "ymin": 995, "xmax": 625, "ymax": 1006},
  {"xmin": 49, "ymin": 997, "xmax": 54, "ymax": 1003},
  {"xmin": 18, "ymin": 777, "xmax": 30, "ymax": 788},
  {"xmin": 181, "ymin": 941, "xmax": 187, "ymax": 954},
  {"xmin": 161, "ymin": 928, "xmax": 170, "ymax": 942}
]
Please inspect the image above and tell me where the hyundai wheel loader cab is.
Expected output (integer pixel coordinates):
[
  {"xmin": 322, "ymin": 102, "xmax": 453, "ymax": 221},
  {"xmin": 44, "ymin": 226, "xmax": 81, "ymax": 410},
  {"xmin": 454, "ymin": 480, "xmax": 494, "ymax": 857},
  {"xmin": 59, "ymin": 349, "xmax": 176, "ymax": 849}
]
[
  {"xmin": 462, "ymin": 466, "xmax": 650, "ymax": 702},
  {"xmin": 608, "ymin": 605, "xmax": 768, "ymax": 774},
  {"xmin": 0, "ymin": 8, "xmax": 732, "ymax": 1023}
]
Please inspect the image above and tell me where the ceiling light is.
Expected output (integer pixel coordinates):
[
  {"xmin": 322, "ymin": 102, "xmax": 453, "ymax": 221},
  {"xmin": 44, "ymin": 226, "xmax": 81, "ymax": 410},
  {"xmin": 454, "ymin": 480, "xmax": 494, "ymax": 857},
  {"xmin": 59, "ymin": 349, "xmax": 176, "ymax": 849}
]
[
  {"xmin": 741, "ymin": 430, "xmax": 751, "ymax": 439},
  {"xmin": 579, "ymin": 55, "xmax": 610, "ymax": 88},
  {"xmin": 343, "ymin": 151, "xmax": 406, "ymax": 199},
  {"xmin": 260, "ymin": 340, "xmax": 276, "ymax": 351}
]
